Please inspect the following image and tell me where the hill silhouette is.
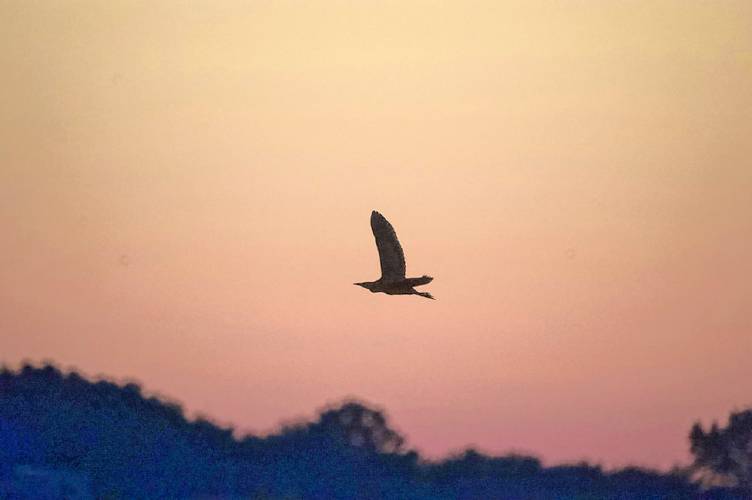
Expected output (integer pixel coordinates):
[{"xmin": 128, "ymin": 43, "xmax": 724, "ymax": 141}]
[{"xmin": 0, "ymin": 363, "xmax": 745, "ymax": 499}]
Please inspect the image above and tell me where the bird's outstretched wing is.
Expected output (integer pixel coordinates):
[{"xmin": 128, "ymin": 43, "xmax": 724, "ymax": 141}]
[{"xmin": 370, "ymin": 211, "xmax": 406, "ymax": 282}]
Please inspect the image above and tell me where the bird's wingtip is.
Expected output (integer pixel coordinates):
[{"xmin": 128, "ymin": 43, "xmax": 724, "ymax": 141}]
[{"xmin": 371, "ymin": 210, "xmax": 387, "ymax": 221}]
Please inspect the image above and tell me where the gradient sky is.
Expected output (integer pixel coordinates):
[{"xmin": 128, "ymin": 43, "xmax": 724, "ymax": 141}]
[{"xmin": 2, "ymin": 1, "xmax": 751, "ymax": 469}]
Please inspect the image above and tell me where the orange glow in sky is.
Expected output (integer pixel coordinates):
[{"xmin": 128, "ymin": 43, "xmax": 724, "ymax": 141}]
[{"xmin": 2, "ymin": 1, "xmax": 751, "ymax": 469}]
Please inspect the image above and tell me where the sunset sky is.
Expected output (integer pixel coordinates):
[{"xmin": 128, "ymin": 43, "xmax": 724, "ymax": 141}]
[{"xmin": 2, "ymin": 1, "xmax": 751, "ymax": 469}]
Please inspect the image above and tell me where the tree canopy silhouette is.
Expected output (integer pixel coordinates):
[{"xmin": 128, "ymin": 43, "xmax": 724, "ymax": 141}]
[
  {"xmin": 0, "ymin": 363, "xmax": 747, "ymax": 499},
  {"xmin": 691, "ymin": 408, "xmax": 752, "ymax": 493}
]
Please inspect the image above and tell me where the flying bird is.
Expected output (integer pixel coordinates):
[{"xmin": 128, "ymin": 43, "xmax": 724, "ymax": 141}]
[{"xmin": 355, "ymin": 211, "xmax": 435, "ymax": 300}]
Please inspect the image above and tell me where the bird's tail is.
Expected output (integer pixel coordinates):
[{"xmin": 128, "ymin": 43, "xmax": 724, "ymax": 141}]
[
  {"xmin": 405, "ymin": 275, "xmax": 433, "ymax": 287},
  {"xmin": 416, "ymin": 291, "xmax": 435, "ymax": 300}
]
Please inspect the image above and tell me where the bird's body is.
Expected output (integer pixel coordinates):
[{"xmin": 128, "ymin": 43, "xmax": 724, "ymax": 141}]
[{"xmin": 355, "ymin": 211, "xmax": 435, "ymax": 300}]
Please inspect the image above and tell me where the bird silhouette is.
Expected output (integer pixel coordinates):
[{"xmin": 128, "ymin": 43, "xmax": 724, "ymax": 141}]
[{"xmin": 355, "ymin": 211, "xmax": 435, "ymax": 299}]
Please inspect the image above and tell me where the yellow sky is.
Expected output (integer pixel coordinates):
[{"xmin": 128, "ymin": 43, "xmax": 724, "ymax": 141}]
[{"xmin": 2, "ymin": 1, "xmax": 751, "ymax": 467}]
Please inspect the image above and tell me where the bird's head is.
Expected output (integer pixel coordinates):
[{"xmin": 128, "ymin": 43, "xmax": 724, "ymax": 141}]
[{"xmin": 354, "ymin": 281, "xmax": 377, "ymax": 292}]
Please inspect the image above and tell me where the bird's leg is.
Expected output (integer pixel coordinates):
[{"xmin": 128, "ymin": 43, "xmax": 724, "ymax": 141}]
[{"xmin": 414, "ymin": 291, "xmax": 435, "ymax": 300}]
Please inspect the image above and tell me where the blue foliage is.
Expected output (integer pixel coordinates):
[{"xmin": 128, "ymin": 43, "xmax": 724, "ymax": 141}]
[{"xmin": 0, "ymin": 363, "xmax": 745, "ymax": 499}]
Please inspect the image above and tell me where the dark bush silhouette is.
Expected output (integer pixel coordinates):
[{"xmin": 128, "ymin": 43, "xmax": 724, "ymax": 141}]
[
  {"xmin": 0, "ymin": 363, "xmax": 746, "ymax": 498},
  {"xmin": 690, "ymin": 408, "xmax": 752, "ymax": 494}
]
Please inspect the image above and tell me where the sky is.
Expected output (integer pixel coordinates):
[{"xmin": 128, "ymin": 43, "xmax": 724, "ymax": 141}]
[{"xmin": 1, "ymin": 1, "xmax": 751, "ymax": 469}]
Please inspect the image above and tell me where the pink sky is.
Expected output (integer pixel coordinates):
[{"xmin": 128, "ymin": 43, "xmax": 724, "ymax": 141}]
[{"xmin": 2, "ymin": 1, "xmax": 751, "ymax": 469}]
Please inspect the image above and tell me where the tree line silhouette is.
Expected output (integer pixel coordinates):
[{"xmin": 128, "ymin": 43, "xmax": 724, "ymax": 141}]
[{"xmin": 0, "ymin": 363, "xmax": 749, "ymax": 499}]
